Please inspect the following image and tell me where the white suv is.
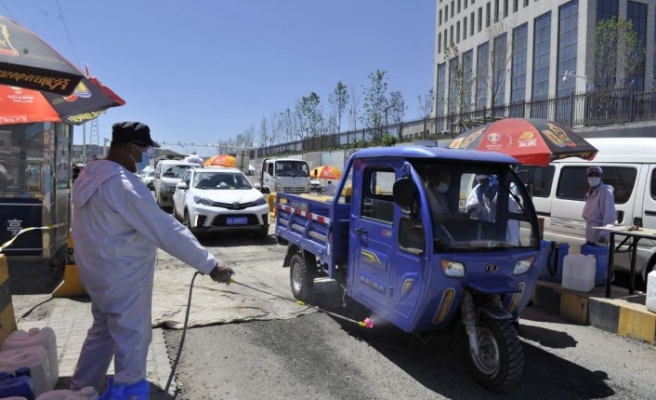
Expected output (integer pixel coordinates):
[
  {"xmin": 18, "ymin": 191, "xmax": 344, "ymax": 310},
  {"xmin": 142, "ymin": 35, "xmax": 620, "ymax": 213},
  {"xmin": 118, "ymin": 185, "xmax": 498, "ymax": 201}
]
[
  {"xmin": 172, "ymin": 167, "xmax": 270, "ymax": 238},
  {"xmin": 153, "ymin": 160, "xmax": 198, "ymax": 209}
]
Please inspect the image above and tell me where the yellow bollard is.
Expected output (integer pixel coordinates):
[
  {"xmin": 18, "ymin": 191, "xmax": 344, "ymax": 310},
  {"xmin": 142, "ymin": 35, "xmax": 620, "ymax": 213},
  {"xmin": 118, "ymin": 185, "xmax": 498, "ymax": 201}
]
[
  {"xmin": 52, "ymin": 231, "xmax": 88, "ymax": 298},
  {"xmin": 0, "ymin": 254, "xmax": 17, "ymax": 345},
  {"xmin": 268, "ymin": 192, "xmax": 277, "ymax": 220}
]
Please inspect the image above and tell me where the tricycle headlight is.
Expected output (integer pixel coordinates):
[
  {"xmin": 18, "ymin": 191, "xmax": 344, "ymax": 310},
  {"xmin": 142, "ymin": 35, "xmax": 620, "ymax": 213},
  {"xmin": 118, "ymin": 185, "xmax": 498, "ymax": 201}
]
[
  {"xmin": 254, "ymin": 196, "xmax": 267, "ymax": 206},
  {"xmin": 193, "ymin": 196, "xmax": 214, "ymax": 206},
  {"xmin": 441, "ymin": 260, "xmax": 465, "ymax": 277},
  {"xmin": 513, "ymin": 257, "xmax": 534, "ymax": 275}
]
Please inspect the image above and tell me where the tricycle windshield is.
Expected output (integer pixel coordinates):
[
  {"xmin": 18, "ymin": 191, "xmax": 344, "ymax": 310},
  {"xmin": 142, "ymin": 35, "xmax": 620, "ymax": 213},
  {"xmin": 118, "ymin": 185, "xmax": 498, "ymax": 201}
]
[{"xmin": 413, "ymin": 161, "xmax": 539, "ymax": 252}]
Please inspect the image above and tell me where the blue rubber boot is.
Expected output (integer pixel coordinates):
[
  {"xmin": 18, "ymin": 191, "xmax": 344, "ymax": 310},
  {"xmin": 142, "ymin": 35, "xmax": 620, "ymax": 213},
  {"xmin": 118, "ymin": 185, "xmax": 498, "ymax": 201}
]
[{"xmin": 99, "ymin": 370, "xmax": 150, "ymax": 400}]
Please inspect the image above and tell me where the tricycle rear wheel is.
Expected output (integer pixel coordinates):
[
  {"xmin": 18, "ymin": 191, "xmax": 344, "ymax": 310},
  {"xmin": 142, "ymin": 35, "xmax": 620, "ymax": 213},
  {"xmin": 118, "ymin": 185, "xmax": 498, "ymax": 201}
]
[
  {"xmin": 290, "ymin": 253, "xmax": 314, "ymax": 300},
  {"xmin": 464, "ymin": 314, "xmax": 523, "ymax": 392}
]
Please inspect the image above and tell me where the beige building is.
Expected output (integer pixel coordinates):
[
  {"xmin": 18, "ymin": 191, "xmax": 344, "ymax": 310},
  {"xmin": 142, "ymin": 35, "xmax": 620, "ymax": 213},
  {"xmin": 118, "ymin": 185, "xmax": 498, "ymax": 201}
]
[{"xmin": 433, "ymin": 0, "xmax": 656, "ymax": 133}]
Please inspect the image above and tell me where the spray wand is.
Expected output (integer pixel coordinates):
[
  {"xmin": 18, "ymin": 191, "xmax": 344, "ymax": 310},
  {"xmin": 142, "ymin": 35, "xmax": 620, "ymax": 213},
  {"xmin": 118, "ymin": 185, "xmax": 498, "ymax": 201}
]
[{"xmin": 229, "ymin": 278, "xmax": 374, "ymax": 329}]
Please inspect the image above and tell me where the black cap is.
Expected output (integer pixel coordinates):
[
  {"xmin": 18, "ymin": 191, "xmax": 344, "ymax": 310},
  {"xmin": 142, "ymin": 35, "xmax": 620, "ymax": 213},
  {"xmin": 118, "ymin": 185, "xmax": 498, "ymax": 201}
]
[{"xmin": 111, "ymin": 121, "xmax": 160, "ymax": 148}]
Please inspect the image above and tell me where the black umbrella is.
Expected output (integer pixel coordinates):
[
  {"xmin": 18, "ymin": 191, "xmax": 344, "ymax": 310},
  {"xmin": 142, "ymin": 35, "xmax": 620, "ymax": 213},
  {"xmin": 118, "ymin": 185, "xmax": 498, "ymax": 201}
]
[{"xmin": 0, "ymin": 15, "xmax": 84, "ymax": 96}]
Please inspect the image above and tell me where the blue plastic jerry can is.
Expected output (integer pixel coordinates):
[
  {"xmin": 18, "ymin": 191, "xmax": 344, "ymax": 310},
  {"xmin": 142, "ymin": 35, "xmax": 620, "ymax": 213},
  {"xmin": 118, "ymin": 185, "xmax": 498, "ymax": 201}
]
[
  {"xmin": 0, "ymin": 367, "xmax": 35, "ymax": 400},
  {"xmin": 580, "ymin": 243, "xmax": 609, "ymax": 286},
  {"xmin": 538, "ymin": 240, "xmax": 569, "ymax": 282},
  {"xmin": 99, "ymin": 370, "xmax": 149, "ymax": 400}
]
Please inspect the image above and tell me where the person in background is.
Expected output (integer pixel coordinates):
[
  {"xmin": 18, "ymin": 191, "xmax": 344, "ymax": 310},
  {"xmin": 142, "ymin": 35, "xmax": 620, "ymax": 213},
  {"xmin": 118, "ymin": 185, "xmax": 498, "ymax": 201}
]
[
  {"xmin": 70, "ymin": 121, "xmax": 235, "ymax": 392},
  {"xmin": 582, "ymin": 166, "xmax": 616, "ymax": 244},
  {"xmin": 325, "ymin": 180, "xmax": 336, "ymax": 196},
  {"xmin": 466, "ymin": 174, "xmax": 498, "ymax": 222}
]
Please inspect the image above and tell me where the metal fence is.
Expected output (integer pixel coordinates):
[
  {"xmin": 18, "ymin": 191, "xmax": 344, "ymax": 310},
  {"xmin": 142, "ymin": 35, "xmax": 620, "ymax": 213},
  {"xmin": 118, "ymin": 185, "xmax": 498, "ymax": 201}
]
[{"xmin": 252, "ymin": 87, "xmax": 656, "ymax": 159}]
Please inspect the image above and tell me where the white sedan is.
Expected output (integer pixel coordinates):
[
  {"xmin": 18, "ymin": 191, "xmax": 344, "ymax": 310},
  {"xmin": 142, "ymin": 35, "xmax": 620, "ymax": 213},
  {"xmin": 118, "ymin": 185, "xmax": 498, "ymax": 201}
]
[{"xmin": 172, "ymin": 167, "xmax": 270, "ymax": 238}]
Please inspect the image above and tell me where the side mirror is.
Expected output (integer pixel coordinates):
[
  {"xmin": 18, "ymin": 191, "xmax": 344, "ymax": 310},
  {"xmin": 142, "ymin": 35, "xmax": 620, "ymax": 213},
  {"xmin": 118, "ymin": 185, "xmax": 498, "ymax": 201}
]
[
  {"xmin": 176, "ymin": 182, "xmax": 188, "ymax": 190},
  {"xmin": 393, "ymin": 178, "xmax": 416, "ymax": 214},
  {"xmin": 253, "ymin": 182, "xmax": 262, "ymax": 190}
]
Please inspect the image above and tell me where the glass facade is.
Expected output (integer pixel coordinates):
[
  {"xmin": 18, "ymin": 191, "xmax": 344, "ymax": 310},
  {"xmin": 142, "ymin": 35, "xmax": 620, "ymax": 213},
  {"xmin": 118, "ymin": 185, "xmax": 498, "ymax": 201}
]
[
  {"xmin": 463, "ymin": 49, "xmax": 474, "ymax": 112},
  {"xmin": 511, "ymin": 23, "xmax": 528, "ymax": 109},
  {"xmin": 492, "ymin": 33, "xmax": 507, "ymax": 108},
  {"xmin": 627, "ymin": 1, "xmax": 647, "ymax": 92},
  {"xmin": 436, "ymin": 62, "xmax": 447, "ymax": 118},
  {"xmin": 596, "ymin": 0, "xmax": 618, "ymax": 22},
  {"xmin": 449, "ymin": 57, "xmax": 459, "ymax": 113},
  {"xmin": 556, "ymin": 0, "xmax": 579, "ymax": 124},
  {"xmin": 476, "ymin": 41, "xmax": 490, "ymax": 109},
  {"xmin": 532, "ymin": 12, "xmax": 551, "ymax": 103}
]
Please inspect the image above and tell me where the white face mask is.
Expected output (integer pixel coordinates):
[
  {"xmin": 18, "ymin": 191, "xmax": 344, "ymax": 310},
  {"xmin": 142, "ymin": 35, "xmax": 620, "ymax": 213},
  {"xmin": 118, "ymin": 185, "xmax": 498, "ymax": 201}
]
[
  {"xmin": 588, "ymin": 177, "xmax": 601, "ymax": 187},
  {"xmin": 437, "ymin": 182, "xmax": 449, "ymax": 193}
]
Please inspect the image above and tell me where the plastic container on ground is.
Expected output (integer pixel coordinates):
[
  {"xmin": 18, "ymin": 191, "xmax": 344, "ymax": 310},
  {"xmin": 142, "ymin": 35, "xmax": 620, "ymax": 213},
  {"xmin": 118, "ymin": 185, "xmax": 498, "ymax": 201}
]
[
  {"xmin": 0, "ymin": 346, "xmax": 51, "ymax": 397},
  {"xmin": 562, "ymin": 254, "xmax": 596, "ymax": 292},
  {"xmin": 0, "ymin": 368, "xmax": 34, "ymax": 400},
  {"xmin": 646, "ymin": 270, "xmax": 656, "ymax": 313},
  {"xmin": 538, "ymin": 240, "xmax": 569, "ymax": 282},
  {"xmin": 36, "ymin": 386, "xmax": 99, "ymax": 400},
  {"xmin": 580, "ymin": 243, "xmax": 609, "ymax": 286},
  {"xmin": 98, "ymin": 370, "xmax": 149, "ymax": 400},
  {"xmin": 2, "ymin": 328, "xmax": 58, "ymax": 390}
]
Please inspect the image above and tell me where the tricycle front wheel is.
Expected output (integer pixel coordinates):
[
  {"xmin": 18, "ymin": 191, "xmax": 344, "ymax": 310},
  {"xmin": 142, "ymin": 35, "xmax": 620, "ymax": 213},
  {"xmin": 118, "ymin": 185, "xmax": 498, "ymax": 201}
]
[
  {"xmin": 290, "ymin": 253, "xmax": 314, "ymax": 300},
  {"xmin": 465, "ymin": 314, "xmax": 523, "ymax": 392}
]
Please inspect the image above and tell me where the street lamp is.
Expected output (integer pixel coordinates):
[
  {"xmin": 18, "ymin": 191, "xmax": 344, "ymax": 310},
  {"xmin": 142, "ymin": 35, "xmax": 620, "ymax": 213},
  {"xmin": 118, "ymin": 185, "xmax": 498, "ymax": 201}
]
[{"xmin": 563, "ymin": 70, "xmax": 593, "ymax": 92}]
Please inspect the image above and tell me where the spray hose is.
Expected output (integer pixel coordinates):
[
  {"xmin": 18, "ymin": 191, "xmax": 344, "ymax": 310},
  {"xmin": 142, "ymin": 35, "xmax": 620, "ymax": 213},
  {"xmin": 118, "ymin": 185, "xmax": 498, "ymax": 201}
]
[{"xmin": 164, "ymin": 272, "xmax": 373, "ymax": 395}]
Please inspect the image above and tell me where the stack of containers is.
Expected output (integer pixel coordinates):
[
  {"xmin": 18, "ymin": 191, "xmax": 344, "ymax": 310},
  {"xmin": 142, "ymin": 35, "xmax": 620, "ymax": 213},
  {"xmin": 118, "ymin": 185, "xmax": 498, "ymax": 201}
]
[{"xmin": 0, "ymin": 327, "xmax": 59, "ymax": 398}]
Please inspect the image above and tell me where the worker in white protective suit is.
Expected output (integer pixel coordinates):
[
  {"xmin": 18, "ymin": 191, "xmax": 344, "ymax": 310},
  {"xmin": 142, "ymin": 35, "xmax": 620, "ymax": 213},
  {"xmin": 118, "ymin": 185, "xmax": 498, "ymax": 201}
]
[
  {"xmin": 582, "ymin": 166, "xmax": 616, "ymax": 244},
  {"xmin": 70, "ymin": 122, "xmax": 235, "ymax": 392}
]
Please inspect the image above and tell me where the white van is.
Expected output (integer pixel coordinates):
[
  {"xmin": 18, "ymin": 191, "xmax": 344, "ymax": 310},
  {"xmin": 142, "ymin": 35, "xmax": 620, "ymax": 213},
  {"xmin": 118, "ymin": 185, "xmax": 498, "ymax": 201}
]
[
  {"xmin": 154, "ymin": 160, "xmax": 198, "ymax": 209},
  {"xmin": 521, "ymin": 137, "xmax": 656, "ymax": 282}
]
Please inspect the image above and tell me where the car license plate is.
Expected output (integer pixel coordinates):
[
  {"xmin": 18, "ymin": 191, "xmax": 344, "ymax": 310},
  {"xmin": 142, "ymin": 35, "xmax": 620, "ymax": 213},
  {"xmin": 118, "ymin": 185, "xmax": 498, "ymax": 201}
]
[{"xmin": 227, "ymin": 217, "xmax": 248, "ymax": 225}]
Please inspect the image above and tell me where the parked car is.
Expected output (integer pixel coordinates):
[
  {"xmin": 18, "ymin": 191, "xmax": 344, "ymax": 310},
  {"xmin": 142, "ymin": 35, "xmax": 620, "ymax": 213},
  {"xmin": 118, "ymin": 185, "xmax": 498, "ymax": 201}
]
[
  {"xmin": 153, "ymin": 160, "xmax": 198, "ymax": 209},
  {"xmin": 139, "ymin": 167, "xmax": 155, "ymax": 190},
  {"xmin": 172, "ymin": 167, "xmax": 270, "ymax": 238}
]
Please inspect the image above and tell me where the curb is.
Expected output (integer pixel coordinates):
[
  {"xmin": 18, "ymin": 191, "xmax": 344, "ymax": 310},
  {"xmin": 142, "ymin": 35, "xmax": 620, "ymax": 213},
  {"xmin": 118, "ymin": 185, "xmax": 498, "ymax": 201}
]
[{"xmin": 531, "ymin": 280, "xmax": 656, "ymax": 344}]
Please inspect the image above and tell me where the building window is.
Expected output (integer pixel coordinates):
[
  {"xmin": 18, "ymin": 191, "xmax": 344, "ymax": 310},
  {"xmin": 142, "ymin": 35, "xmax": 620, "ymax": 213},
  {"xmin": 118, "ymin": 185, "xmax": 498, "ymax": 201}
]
[
  {"xmin": 463, "ymin": 50, "xmax": 474, "ymax": 112},
  {"xmin": 471, "ymin": 11, "xmax": 475, "ymax": 35},
  {"xmin": 596, "ymin": 0, "xmax": 618, "ymax": 22},
  {"xmin": 511, "ymin": 23, "xmax": 528, "ymax": 115},
  {"xmin": 492, "ymin": 33, "xmax": 507, "ymax": 109},
  {"xmin": 444, "ymin": 29, "xmax": 448, "ymax": 50},
  {"xmin": 456, "ymin": 21, "xmax": 461, "ymax": 42},
  {"xmin": 532, "ymin": 11, "xmax": 552, "ymax": 110},
  {"xmin": 524, "ymin": 0, "xmax": 528, "ymax": 6},
  {"xmin": 458, "ymin": 0, "xmax": 461, "ymax": 13},
  {"xmin": 556, "ymin": 0, "xmax": 579, "ymax": 123},
  {"xmin": 438, "ymin": 33, "xmax": 442, "ymax": 53},
  {"xmin": 439, "ymin": 9, "xmax": 443, "ymax": 25},
  {"xmin": 437, "ymin": 63, "xmax": 447, "ymax": 117},
  {"xmin": 449, "ymin": 57, "xmax": 460, "ymax": 114},
  {"xmin": 513, "ymin": 0, "xmax": 518, "ymax": 13},
  {"xmin": 486, "ymin": 2, "xmax": 491, "ymax": 27},
  {"xmin": 494, "ymin": 0, "xmax": 499, "ymax": 22},
  {"xmin": 476, "ymin": 41, "xmax": 490, "ymax": 108},
  {"xmin": 464, "ymin": 17, "xmax": 468, "ymax": 40},
  {"xmin": 478, "ymin": 7, "xmax": 483, "ymax": 31},
  {"xmin": 452, "ymin": 0, "xmax": 455, "ymax": 17},
  {"xmin": 445, "ymin": 5, "xmax": 449, "ymax": 21},
  {"xmin": 627, "ymin": 1, "xmax": 647, "ymax": 92},
  {"xmin": 450, "ymin": 25, "xmax": 454, "ymax": 45},
  {"xmin": 504, "ymin": 0, "xmax": 509, "ymax": 18}
]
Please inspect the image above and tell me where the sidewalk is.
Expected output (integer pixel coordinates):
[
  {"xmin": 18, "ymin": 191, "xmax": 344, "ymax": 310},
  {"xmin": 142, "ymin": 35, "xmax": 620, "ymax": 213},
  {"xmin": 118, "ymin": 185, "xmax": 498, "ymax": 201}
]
[
  {"xmin": 14, "ymin": 296, "xmax": 175, "ymax": 398},
  {"xmin": 532, "ymin": 279, "xmax": 656, "ymax": 345}
]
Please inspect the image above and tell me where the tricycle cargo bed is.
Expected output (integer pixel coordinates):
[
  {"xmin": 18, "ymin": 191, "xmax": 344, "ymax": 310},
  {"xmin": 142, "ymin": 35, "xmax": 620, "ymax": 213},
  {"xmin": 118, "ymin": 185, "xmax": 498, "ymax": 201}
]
[{"xmin": 275, "ymin": 192, "xmax": 350, "ymax": 272}]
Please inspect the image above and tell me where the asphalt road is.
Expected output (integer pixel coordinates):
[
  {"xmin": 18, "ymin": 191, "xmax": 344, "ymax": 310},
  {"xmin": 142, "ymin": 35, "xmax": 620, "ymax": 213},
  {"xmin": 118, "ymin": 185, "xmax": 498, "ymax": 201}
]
[{"xmin": 159, "ymin": 229, "xmax": 656, "ymax": 400}]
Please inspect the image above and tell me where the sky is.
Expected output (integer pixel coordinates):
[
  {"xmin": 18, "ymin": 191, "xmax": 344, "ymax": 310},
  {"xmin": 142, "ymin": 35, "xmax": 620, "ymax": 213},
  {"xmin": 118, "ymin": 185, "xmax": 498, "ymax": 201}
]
[{"xmin": 2, "ymin": 0, "xmax": 436, "ymax": 156}]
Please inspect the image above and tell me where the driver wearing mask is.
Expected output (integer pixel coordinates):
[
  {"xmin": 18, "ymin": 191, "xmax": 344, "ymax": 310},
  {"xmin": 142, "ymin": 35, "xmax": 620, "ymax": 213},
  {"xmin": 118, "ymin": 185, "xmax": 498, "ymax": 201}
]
[{"xmin": 582, "ymin": 166, "xmax": 616, "ymax": 244}]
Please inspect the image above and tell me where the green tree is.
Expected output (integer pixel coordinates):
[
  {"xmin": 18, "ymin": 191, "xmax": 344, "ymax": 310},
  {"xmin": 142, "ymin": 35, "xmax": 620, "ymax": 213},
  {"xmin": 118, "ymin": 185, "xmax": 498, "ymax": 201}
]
[
  {"xmin": 328, "ymin": 81, "xmax": 350, "ymax": 134},
  {"xmin": 295, "ymin": 92, "xmax": 324, "ymax": 139},
  {"xmin": 360, "ymin": 70, "xmax": 389, "ymax": 142},
  {"xmin": 591, "ymin": 18, "xmax": 645, "ymax": 91}
]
